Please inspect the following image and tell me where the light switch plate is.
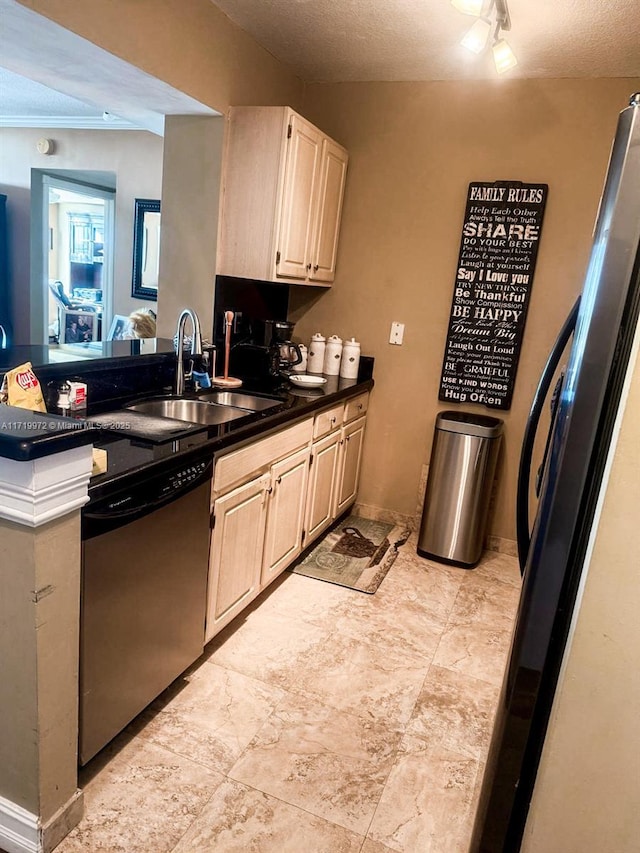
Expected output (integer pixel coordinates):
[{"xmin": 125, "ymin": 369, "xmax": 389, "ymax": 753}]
[{"xmin": 389, "ymin": 322, "xmax": 405, "ymax": 345}]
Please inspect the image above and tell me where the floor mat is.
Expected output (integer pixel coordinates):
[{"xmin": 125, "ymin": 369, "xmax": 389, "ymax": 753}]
[{"xmin": 290, "ymin": 515, "xmax": 410, "ymax": 594}]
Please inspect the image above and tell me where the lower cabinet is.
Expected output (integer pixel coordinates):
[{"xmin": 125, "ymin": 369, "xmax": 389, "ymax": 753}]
[
  {"xmin": 305, "ymin": 400, "xmax": 369, "ymax": 544},
  {"xmin": 261, "ymin": 445, "xmax": 311, "ymax": 587},
  {"xmin": 205, "ymin": 420, "xmax": 312, "ymax": 642},
  {"xmin": 205, "ymin": 392, "xmax": 369, "ymax": 644},
  {"xmin": 305, "ymin": 429, "xmax": 341, "ymax": 542},
  {"xmin": 205, "ymin": 472, "xmax": 270, "ymax": 642},
  {"xmin": 334, "ymin": 415, "xmax": 366, "ymax": 516}
]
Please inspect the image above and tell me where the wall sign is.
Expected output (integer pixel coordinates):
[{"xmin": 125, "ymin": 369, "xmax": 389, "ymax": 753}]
[{"xmin": 438, "ymin": 181, "xmax": 548, "ymax": 410}]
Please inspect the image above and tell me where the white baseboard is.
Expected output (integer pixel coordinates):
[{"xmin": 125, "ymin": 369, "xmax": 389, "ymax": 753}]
[
  {"xmin": 0, "ymin": 796, "xmax": 38, "ymax": 853},
  {"xmin": 0, "ymin": 789, "xmax": 83, "ymax": 853}
]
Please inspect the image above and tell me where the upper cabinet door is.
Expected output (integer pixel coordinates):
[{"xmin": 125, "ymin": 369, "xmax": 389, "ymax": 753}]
[
  {"xmin": 217, "ymin": 106, "xmax": 348, "ymax": 286},
  {"xmin": 276, "ymin": 114, "xmax": 322, "ymax": 281},
  {"xmin": 309, "ymin": 138, "xmax": 349, "ymax": 283}
]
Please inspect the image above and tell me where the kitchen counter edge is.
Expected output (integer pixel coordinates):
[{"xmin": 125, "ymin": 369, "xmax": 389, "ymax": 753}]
[{"xmin": 89, "ymin": 377, "xmax": 374, "ymax": 499}]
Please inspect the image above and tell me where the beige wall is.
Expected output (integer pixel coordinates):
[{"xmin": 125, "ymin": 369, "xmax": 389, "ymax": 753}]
[
  {"xmin": 157, "ymin": 115, "xmax": 225, "ymax": 339},
  {"xmin": 0, "ymin": 127, "xmax": 163, "ymax": 343},
  {"xmin": 292, "ymin": 77, "xmax": 640, "ymax": 540},
  {"xmin": 521, "ymin": 324, "xmax": 640, "ymax": 852}
]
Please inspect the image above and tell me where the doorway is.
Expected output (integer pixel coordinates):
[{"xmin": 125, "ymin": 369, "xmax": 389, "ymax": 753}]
[{"xmin": 31, "ymin": 171, "xmax": 115, "ymax": 345}]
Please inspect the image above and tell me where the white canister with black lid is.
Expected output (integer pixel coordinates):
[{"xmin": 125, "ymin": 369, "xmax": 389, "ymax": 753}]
[
  {"xmin": 323, "ymin": 335, "xmax": 343, "ymax": 375},
  {"xmin": 307, "ymin": 333, "xmax": 326, "ymax": 373},
  {"xmin": 339, "ymin": 337, "xmax": 361, "ymax": 379}
]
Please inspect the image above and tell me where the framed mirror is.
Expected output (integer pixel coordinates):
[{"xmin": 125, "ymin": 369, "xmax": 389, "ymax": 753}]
[{"xmin": 131, "ymin": 198, "xmax": 161, "ymax": 300}]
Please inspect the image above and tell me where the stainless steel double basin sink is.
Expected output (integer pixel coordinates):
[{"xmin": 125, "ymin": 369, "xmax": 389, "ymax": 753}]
[{"xmin": 126, "ymin": 390, "xmax": 284, "ymax": 426}]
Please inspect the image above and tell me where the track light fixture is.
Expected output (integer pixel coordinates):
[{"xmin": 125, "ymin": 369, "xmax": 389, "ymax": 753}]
[
  {"xmin": 453, "ymin": 0, "xmax": 518, "ymax": 74},
  {"xmin": 451, "ymin": 0, "xmax": 486, "ymax": 14}
]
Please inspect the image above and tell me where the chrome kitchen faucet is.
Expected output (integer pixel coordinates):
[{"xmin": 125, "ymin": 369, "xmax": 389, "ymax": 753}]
[{"xmin": 175, "ymin": 308, "xmax": 203, "ymax": 395}]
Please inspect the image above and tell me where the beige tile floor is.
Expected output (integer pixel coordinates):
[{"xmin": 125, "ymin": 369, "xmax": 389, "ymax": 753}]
[{"xmin": 56, "ymin": 533, "xmax": 521, "ymax": 853}]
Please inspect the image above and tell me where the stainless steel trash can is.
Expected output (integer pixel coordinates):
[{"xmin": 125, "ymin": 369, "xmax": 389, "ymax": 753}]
[{"xmin": 417, "ymin": 411, "xmax": 503, "ymax": 567}]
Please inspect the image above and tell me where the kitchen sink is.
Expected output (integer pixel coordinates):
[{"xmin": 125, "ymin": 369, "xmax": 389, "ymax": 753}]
[
  {"xmin": 198, "ymin": 391, "xmax": 283, "ymax": 411},
  {"xmin": 125, "ymin": 391, "xmax": 283, "ymax": 426},
  {"xmin": 127, "ymin": 398, "xmax": 250, "ymax": 426}
]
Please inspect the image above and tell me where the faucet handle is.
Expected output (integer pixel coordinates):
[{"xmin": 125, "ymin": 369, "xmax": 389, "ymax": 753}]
[{"xmin": 202, "ymin": 345, "xmax": 216, "ymax": 378}]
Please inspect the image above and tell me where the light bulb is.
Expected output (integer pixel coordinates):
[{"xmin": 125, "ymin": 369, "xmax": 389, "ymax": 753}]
[
  {"xmin": 460, "ymin": 18, "xmax": 492, "ymax": 54},
  {"xmin": 492, "ymin": 38, "xmax": 518, "ymax": 73},
  {"xmin": 451, "ymin": 0, "xmax": 486, "ymax": 15}
]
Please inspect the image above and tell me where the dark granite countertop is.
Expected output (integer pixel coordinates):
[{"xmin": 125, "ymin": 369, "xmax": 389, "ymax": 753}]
[
  {"xmin": 0, "ymin": 345, "xmax": 374, "ymax": 494},
  {"xmin": 89, "ymin": 373, "xmax": 374, "ymax": 500},
  {"xmin": 0, "ymin": 406, "xmax": 97, "ymax": 461}
]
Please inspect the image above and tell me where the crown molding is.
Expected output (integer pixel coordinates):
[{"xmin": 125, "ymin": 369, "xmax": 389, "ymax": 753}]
[{"xmin": 0, "ymin": 115, "xmax": 139, "ymax": 130}]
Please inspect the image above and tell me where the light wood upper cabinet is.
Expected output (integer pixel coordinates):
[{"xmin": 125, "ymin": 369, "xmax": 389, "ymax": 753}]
[
  {"xmin": 309, "ymin": 137, "xmax": 349, "ymax": 283},
  {"xmin": 276, "ymin": 114, "xmax": 322, "ymax": 280},
  {"xmin": 217, "ymin": 106, "xmax": 348, "ymax": 286}
]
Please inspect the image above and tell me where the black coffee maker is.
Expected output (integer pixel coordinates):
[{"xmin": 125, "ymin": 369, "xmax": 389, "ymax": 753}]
[
  {"xmin": 264, "ymin": 320, "xmax": 303, "ymax": 372},
  {"xmin": 229, "ymin": 318, "xmax": 302, "ymax": 383}
]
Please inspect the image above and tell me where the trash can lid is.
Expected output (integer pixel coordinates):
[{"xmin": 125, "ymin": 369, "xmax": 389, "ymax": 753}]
[{"xmin": 436, "ymin": 410, "xmax": 504, "ymax": 438}]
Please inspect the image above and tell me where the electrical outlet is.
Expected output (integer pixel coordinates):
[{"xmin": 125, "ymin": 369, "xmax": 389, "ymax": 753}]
[{"xmin": 389, "ymin": 322, "xmax": 405, "ymax": 345}]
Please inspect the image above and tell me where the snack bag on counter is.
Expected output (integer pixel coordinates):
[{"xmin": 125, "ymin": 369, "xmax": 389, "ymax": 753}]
[{"xmin": 3, "ymin": 362, "xmax": 47, "ymax": 412}]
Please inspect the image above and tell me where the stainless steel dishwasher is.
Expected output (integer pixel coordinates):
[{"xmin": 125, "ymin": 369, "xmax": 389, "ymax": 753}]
[{"xmin": 80, "ymin": 450, "xmax": 212, "ymax": 765}]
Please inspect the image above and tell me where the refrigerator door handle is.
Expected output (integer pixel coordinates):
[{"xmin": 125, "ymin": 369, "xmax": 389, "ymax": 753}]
[
  {"xmin": 535, "ymin": 371, "xmax": 566, "ymax": 497},
  {"xmin": 516, "ymin": 297, "xmax": 580, "ymax": 573}
]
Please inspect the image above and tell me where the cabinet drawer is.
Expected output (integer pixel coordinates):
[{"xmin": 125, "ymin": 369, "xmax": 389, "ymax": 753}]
[
  {"xmin": 213, "ymin": 418, "xmax": 313, "ymax": 496},
  {"xmin": 313, "ymin": 403, "xmax": 344, "ymax": 439},
  {"xmin": 344, "ymin": 393, "xmax": 369, "ymax": 423}
]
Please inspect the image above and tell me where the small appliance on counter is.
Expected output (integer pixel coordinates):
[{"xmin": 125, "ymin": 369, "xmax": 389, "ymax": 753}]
[
  {"xmin": 229, "ymin": 317, "xmax": 302, "ymax": 384},
  {"xmin": 291, "ymin": 344, "xmax": 307, "ymax": 373},
  {"xmin": 265, "ymin": 319, "xmax": 303, "ymax": 372}
]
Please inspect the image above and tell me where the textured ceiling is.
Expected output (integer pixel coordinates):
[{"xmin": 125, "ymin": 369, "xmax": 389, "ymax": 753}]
[
  {"xmin": 211, "ymin": 0, "xmax": 640, "ymax": 82},
  {"xmin": 0, "ymin": 67, "xmax": 119, "ymax": 124},
  {"xmin": 0, "ymin": 0, "xmax": 216, "ymax": 130},
  {"xmin": 0, "ymin": 68, "xmax": 100, "ymax": 117},
  {"xmin": 1, "ymin": 0, "xmax": 638, "ymax": 125}
]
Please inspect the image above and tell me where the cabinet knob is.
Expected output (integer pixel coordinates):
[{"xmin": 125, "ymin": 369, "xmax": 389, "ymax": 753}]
[
  {"xmin": 358, "ymin": 403, "xmax": 363, "ymax": 410},
  {"xmin": 313, "ymin": 264, "xmax": 319, "ymax": 272},
  {"xmin": 306, "ymin": 263, "xmax": 312, "ymax": 271},
  {"xmin": 276, "ymin": 476, "xmax": 282, "ymax": 485},
  {"xmin": 346, "ymin": 435, "xmax": 350, "ymax": 442},
  {"xmin": 331, "ymin": 416, "xmax": 336, "ymax": 424}
]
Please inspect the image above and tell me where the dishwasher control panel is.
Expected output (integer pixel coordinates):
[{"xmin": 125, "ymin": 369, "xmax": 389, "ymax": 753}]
[
  {"xmin": 161, "ymin": 459, "xmax": 210, "ymax": 496},
  {"xmin": 83, "ymin": 453, "xmax": 213, "ymax": 540}
]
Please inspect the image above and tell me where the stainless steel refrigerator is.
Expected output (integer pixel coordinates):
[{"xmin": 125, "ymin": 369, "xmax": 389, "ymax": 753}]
[
  {"xmin": 0, "ymin": 193, "xmax": 10, "ymax": 348},
  {"xmin": 473, "ymin": 93, "xmax": 640, "ymax": 851}
]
